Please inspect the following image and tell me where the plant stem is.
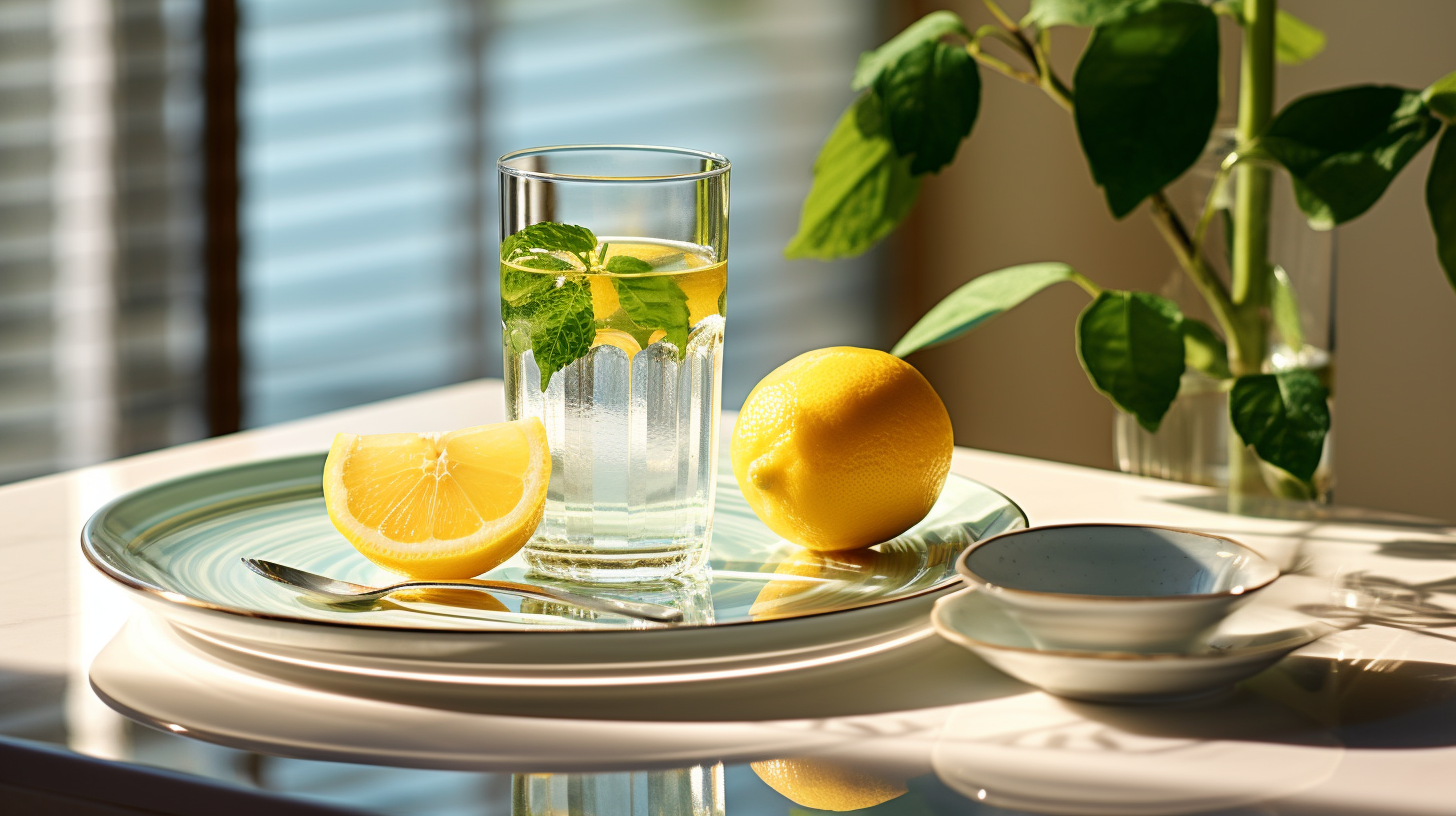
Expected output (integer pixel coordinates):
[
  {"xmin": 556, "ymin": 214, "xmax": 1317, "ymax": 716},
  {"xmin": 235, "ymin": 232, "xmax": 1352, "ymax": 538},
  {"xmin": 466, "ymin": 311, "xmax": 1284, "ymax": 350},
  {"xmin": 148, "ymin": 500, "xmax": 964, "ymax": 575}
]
[
  {"xmin": 1227, "ymin": 0, "xmax": 1279, "ymax": 502},
  {"xmin": 981, "ymin": 0, "xmax": 1019, "ymax": 32},
  {"xmin": 967, "ymin": 41, "xmax": 1039, "ymax": 86},
  {"xmin": 1230, "ymin": 0, "xmax": 1276, "ymax": 366},
  {"xmin": 1192, "ymin": 154, "xmax": 1235, "ymax": 254},
  {"xmin": 1069, "ymin": 270, "xmax": 1103, "ymax": 297},
  {"xmin": 1148, "ymin": 193, "xmax": 1238, "ymax": 339},
  {"xmin": 967, "ymin": 18, "xmax": 1073, "ymax": 112}
]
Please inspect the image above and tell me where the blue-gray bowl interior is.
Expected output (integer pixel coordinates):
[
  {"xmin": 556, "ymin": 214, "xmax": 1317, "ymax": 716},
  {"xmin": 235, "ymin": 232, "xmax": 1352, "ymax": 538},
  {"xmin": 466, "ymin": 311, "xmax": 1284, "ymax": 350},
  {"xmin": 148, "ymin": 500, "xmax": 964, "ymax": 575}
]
[{"xmin": 961, "ymin": 525, "xmax": 1271, "ymax": 597}]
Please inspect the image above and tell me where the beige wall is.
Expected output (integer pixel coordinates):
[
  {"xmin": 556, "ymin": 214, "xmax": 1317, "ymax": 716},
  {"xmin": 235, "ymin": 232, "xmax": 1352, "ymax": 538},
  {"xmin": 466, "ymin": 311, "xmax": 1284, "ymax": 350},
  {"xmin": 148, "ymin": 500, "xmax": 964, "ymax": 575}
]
[{"xmin": 900, "ymin": 0, "xmax": 1456, "ymax": 520}]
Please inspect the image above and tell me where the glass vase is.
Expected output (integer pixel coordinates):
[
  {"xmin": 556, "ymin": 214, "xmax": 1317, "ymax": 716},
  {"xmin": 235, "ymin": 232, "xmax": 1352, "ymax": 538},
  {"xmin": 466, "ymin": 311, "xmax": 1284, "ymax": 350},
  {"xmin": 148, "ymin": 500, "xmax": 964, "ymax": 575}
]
[{"xmin": 1114, "ymin": 130, "xmax": 1335, "ymax": 503}]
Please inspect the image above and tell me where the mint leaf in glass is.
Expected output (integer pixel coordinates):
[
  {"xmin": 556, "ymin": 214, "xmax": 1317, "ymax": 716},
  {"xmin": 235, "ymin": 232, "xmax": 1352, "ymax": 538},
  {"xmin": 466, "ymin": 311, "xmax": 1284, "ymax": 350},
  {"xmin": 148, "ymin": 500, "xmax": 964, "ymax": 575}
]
[
  {"xmin": 595, "ymin": 309, "xmax": 656, "ymax": 350},
  {"xmin": 612, "ymin": 276, "xmax": 691, "ymax": 359},
  {"xmin": 501, "ymin": 222, "xmax": 598, "ymax": 266},
  {"xmin": 501, "ymin": 222, "xmax": 597, "ymax": 263},
  {"xmin": 605, "ymin": 255, "xmax": 653, "ymax": 274},
  {"xmin": 502, "ymin": 255, "xmax": 574, "ymax": 317},
  {"xmin": 518, "ymin": 278, "xmax": 595, "ymax": 390},
  {"xmin": 501, "ymin": 220, "xmax": 699, "ymax": 381}
]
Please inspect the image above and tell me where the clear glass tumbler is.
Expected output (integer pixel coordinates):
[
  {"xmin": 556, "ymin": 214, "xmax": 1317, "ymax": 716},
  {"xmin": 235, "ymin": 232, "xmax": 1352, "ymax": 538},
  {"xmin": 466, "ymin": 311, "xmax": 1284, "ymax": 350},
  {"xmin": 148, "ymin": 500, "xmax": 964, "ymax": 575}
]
[{"xmin": 499, "ymin": 145, "xmax": 729, "ymax": 583}]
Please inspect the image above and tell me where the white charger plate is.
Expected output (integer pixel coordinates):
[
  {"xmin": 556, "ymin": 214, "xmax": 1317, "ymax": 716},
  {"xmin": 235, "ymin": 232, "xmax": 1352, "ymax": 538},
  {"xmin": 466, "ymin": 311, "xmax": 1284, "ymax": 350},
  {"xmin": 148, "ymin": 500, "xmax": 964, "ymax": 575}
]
[{"xmin": 83, "ymin": 452, "xmax": 1026, "ymax": 682}]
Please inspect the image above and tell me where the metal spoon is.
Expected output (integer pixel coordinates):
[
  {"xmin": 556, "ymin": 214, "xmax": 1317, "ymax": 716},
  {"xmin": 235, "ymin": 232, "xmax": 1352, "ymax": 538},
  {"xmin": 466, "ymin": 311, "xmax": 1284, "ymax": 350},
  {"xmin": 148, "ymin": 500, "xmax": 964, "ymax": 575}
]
[{"xmin": 241, "ymin": 558, "xmax": 683, "ymax": 623}]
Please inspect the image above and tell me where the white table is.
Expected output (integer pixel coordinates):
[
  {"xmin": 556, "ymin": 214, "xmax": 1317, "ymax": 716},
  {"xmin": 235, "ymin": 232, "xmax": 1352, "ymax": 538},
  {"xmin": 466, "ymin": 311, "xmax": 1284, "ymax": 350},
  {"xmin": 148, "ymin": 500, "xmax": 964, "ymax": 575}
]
[{"xmin": 2, "ymin": 379, "xmax": 1454, "ymax": 815}]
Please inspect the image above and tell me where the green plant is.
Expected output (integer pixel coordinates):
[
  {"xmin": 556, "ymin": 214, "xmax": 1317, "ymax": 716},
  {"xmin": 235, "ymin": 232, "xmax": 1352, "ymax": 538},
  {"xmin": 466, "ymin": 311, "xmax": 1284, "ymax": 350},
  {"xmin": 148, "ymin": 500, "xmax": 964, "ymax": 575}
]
[{"xmin": 786, "ymin": 0, "xmax": 1456, "ymax": 500}]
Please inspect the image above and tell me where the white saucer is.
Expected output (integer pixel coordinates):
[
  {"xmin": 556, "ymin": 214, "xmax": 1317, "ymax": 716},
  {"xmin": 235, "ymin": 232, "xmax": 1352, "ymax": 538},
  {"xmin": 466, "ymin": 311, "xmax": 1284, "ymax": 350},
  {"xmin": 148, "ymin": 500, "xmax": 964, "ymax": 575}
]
[{"xmin": 931, "ymin": 589, "xmax": 1331, "ymax": 703}]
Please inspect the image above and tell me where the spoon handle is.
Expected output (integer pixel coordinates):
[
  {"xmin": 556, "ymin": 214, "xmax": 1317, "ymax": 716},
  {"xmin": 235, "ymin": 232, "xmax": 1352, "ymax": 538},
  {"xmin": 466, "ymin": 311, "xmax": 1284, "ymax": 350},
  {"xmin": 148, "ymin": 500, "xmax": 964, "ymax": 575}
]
[{"xmin": 393, "ymin": 579, "xmax": 684, "ymax": 623}]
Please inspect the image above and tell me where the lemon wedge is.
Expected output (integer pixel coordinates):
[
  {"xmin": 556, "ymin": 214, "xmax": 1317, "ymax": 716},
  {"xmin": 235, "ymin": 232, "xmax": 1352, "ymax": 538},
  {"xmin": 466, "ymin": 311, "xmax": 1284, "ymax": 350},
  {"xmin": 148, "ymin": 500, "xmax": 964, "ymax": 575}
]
[{"xmin": 322, "ymin": 419, "xmax": 550, "ymax": 579}]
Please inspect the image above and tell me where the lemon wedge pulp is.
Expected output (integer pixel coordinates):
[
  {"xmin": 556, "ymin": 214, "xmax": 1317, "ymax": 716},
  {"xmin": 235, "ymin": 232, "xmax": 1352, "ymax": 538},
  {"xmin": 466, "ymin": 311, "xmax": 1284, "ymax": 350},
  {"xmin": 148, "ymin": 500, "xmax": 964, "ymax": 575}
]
[{"xmin": 322, "ymin": 419, "xmax": 551, "ymax": 579}]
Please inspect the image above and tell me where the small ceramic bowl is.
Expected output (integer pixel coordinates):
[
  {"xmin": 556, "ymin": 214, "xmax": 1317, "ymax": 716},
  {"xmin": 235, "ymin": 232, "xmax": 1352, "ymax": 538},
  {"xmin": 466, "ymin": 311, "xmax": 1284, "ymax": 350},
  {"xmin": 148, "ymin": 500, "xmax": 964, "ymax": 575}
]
[
  {"xmin": 956, "ymin": 523, "xmax": 1279, "ymax": 653},
  {"xmin": 931, "ymin": 589, "xmax": 1327, "ymax": 703}
]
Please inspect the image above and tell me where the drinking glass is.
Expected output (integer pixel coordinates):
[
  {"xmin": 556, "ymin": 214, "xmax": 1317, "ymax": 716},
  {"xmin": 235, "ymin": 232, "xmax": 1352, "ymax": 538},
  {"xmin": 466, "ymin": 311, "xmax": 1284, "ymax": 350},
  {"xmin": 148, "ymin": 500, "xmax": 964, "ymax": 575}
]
[{"xmin": 499, "ymin": 145, "xmax": 729, "ymax": 583}]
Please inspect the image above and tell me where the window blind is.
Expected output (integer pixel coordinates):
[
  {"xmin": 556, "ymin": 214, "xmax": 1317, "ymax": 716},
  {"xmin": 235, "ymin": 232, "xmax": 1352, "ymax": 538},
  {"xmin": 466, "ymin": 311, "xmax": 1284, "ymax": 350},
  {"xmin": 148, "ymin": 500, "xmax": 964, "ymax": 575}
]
[
  {"xmin": 0, "ymin": 0, "xmax": 205, "ymax": 485},
  {"xmin": 239, "ymin": 0, "xmax": 887, "ymax": 425},
  {"xmin": 239, "ymin": 0, "xmax": 485, "ymax": 427}
]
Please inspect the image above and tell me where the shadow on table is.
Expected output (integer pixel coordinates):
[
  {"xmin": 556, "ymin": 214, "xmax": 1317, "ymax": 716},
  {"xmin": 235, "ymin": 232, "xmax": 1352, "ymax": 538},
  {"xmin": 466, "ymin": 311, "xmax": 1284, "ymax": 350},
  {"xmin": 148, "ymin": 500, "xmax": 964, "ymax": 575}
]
[
  {"xmin": 1375, "ymin": 538, "xmax": 1456, "ymax": 560},
  {"xmin": 1293, "ymin": 569, "xmax": 1456, "ymax": 645},
  {"xmin": 193, "ymin": 628, "xmax": 1029, "ymax": 723},
  {"xmin": 1244, "ymin": 653, "xmax": 1456, "ymax": 749},
  {"xmin": 932, "ymin": 689, "xmax": 1344, "ymax": 815},
  {"xmin": 1161, "ymin": 494, "xmax": 1455, "ymax": 530},
  {"xmin": 926, "ymin": 648, "xmax": 1456, "ymax": 814},
  {"xmin": 1065, "ymin": 651, "xmax": 1456, "ymax": 751}
]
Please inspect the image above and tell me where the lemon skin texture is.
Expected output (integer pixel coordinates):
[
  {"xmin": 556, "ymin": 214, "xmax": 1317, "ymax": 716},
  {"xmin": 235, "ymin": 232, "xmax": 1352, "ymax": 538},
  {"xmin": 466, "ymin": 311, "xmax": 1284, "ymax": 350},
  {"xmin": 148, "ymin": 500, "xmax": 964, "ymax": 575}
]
[{"xmin": 730, "ymin": 347, "xmax": 953, "ymax": 551}]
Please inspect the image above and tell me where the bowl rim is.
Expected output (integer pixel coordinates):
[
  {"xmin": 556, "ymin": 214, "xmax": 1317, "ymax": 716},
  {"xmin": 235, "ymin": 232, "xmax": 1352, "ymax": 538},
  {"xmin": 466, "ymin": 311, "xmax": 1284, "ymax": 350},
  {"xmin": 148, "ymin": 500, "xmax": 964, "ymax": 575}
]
[
  {"xmin": 954, "ymin": 522, "xmax": 1279, "ymax": 603},
  {"xmin": 930, "ymin": 588, "xmax": 1315, "ymax": 662}
]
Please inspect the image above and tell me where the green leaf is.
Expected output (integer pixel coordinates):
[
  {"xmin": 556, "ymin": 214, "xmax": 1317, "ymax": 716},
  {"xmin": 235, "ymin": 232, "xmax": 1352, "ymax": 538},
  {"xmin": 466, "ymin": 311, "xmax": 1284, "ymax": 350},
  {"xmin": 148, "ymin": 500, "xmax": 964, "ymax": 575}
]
[
  {"xmin": 1428, "ymin": 126, "xmax": 1456, "ymax": 293},
  {"xmin": 1230, "ymin": 369, "xmax": 1330, "ymax": 484},
  {"xmin": 1260, "ymin": 86, "xmax": 1441, "ymax": 229},
  {"xmin": 852, "ymin": 10, "xmax": 969, "ymax": 91},
  {"xmin": 891, "ymin": 262, "xmax": 1077, "ymax": 357},
  {"xmin": 604, "ymin": 254, "xmax": 652, "ymax": 274},
  {"xmin": 1076, "ymin": 290, "xmax": 1186, "ymax": 432},
  {"xmin": 875, "ymin": 40, "xmax": 981, "ymax": 175},
  {"xmin": 1269, "ymin": 265, "xmax": 1306, "ymax": 350},
  {"xmin": 501, "ymin": 222, "xmax": 597, "ymax": 263},
  {"xmin": 1024, "ymin": 0, "xmax": 1166, "ymax": 29},
  {"xmin": 717, "ymin": 288, "xmax": 727, "ymax": 317},
  {"xmin": 1073, "ymin": 2, "xmax": 1221, "ymax": 218},
  {"xmin": 519, "ymin": 278, "xmax": 595, "ymax": 390},
  {"xmin": 1273, "ymin": 10, "xmax": 1325, "ymax": 65},
  {"xmin": 596, "ymin": 309, "xmax": 656, "ymax": 350},
  {"xmin": 1422, "ymin": 69, "xmax": 1456, "ymax": 122},
  {"xmin": 501, "ymin": 254, "xmax": 579, "ymax": 314},
  {"xmin": 785, "ymin": 93, "xmax": 921, "ymax": 260},
  {"xmin": 1180, "ymin": 317, "xmax": 1230, "ymax": 379},
  {"xmin": 612, "ymin": 276, "xmax": 691, "ymax": 359},
  {"xmin": 514, "ymin": 254, "xmax": 575, "ymax": 272}
]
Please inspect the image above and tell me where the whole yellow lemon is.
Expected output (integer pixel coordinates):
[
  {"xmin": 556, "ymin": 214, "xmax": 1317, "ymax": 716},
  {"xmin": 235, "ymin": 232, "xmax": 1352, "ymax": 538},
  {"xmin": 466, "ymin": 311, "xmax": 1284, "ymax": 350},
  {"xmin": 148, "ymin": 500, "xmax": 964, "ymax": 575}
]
[{"xmin": 731, "ymin": 347, "xmax": 953, "ymax": 551}]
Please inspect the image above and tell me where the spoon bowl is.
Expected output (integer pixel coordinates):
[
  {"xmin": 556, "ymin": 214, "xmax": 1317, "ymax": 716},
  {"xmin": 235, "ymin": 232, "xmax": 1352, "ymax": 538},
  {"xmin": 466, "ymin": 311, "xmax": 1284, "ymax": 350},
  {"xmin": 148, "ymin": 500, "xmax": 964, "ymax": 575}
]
[{"xmin": 242, "ymin": 559, "xmax": 685, "ymax": 623}]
